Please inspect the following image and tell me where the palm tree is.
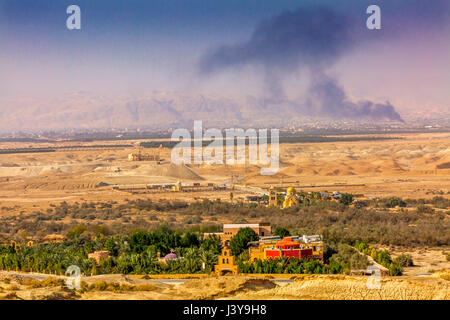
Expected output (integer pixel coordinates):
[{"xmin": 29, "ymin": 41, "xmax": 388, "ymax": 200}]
[
  {"xmin": 199, "ymin": 249, "xmax": 217, "ymax": 273},
  {"xmin": 184, "ymin": 247, "xmax": 199, "ymax": 260}
]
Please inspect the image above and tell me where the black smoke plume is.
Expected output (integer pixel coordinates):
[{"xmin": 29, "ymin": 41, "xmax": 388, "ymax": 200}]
[
  {"xmin": 199, "ymin": 6, "xmax": 405, "ymax": 122},
  {"xmin": 308, "ymin": 74, "xmax": 404, "ymax": 122}
]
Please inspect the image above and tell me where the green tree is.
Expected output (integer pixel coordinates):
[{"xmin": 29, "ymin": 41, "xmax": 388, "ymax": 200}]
[
  {"xmin": 181, "ymin": 232, "xmax": 199, "ymax": 248},
  {"xmin": 201, "ymin": 234, "xmax": 222, "ymax": 254},
  {"xmin": 273, "ymin": 227, "xmax": 290, "ymax": 238},
  {"xmin": 339, "ymin": 193, "xmax": 353, "ymax": 205},
  {"xmin": 329, "ymin": 259, "xmax": 343, "ymax": 274},
  {"xmin": 229, "ymin": 227, "xmax": 259, "ymax": 256},
  {"xmin": 104, "ymin": 238, "xmax": 119, "ymax": 256}
]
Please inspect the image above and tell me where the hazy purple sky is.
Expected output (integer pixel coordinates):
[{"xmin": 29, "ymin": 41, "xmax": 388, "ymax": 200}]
[{"xmin": 0, "ymin": 0, "xmax": 449, "ymax": 113}]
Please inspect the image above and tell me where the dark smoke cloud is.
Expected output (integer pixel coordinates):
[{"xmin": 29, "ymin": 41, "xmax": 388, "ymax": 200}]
[
  {"xmin": 199, "ymin": 6, "xmax": 407, "ymax": 122},
  {"xmin": 200, "ymin": 6, "xmax": 360, "ymax": 74},
  {"xmin": 308, "ymin": 74, "xmax": 405, "ymax": 122}
]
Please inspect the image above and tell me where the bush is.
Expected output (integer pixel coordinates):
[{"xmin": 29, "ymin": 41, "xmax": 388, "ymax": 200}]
[
  {"xmin": 339, "ymin": 193, "xmax": 353, "ymax": 205},
  {"xmin": 389, "ymin": 263, "xmax": 403, "ymax": 276},
  {"xmin": 393, "ymin": 254, "xmax": 413, "ymax": 267},
  {"xmin": 385, "ymin": 197, "xmax": 406, "ymax": 208}
]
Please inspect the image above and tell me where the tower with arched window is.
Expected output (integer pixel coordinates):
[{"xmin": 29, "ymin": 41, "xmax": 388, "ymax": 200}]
[{"xmin": 214, "ymin": 246, "xmax": 239, "ymax": 276}]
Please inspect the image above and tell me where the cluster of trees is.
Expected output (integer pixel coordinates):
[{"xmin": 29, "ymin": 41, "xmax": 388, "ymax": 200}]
[
  {"xmin": 329, "ymin": 243, "xmax": 369, "ymax": 273},
  {"xmin": 0, "ymin": 222, "xmax": 417, "ymax": 277},
  {"xmin": 237, "ymin": 257, "xmax": 342, "ymax": 274},
  {"xmin": 0, "ymin": 223, "xmax": 363, "ymax": 277},
  {"xmin": 1, "ymin": 195, "xmax": 448, "ymax": 248},
  {"xmin": 0, "ymin": 194, "xmax": 447, "ymax": 273},
  {"xmin": 0, "ymin": 226, "xmax": 222, "ymax": 275},
  {"xmin": 353, "ymin": 241, "xmax": 404, "ymax": 276},
  {"xmin": 0, "ymin": 242, "xmax": 93, "ymax": 275}
]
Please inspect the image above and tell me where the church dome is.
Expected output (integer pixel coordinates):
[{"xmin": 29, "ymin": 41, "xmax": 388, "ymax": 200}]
[{"xmin": 164, "ymin": 252, "xmax": 178, "ymax": 260}]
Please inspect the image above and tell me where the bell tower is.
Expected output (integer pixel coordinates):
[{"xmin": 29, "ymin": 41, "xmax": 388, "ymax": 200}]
[{"xmin": 268, "ymin": 186, "xmax": 277, "ymax": 206}]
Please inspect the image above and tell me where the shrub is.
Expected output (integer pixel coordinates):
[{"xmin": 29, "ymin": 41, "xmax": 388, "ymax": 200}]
[
  {"xmin": 393, "ymin": 254, "xmax": 413, "ymax": 267},
  {"xmin": 339, "ymin": 193, "xmax": 353, "ymax": 205},
  {"xmin": 385, "ymin": 197, "xmax": 406, "ymax": 208},
  {"xmin": 388, "ymin": 263, "xmax": 403, "ymax": 276}
]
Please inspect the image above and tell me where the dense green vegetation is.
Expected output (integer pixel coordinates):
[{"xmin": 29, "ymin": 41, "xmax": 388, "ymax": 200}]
[
  {"xmin": 0, "ymin": 223, "xmax": 409, "ymax": 277},
  {"xmin": 229, "ymin": 227, "xmax": 259, "ymax": 256},
  {"xmin": 354, "ymin": 241, "xmax": 404, "ymax": 276},
  {"xmin": 328, "ymin": 243, "xmax": 369, "ymax": 273},
  {"xmin": 0, "ymin": 227, "xmax": 221, "ymax": 275},
  {"xmin": 0, "ymin": 195, "xmax": 446, "ymax": 277},
  {"xmin": 237, "ymin": 257, "xmax": 336, "ymax": 274},
  {"xmin": 0, "ymin": 226, "xmax": 350, "ymax": 276}
]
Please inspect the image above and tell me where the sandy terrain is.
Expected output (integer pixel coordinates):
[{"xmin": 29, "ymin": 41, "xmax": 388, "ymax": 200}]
[
  {"xmin": 370, "ymin": 245, "xmax": 450, "ymax": 276},
  {"xmin": 0, "ymin": 271, "xmax": 448, "ymax": 300},
  {"xmin": 0, "ymin": 133, "xmax": 448, "ymax": 206}
]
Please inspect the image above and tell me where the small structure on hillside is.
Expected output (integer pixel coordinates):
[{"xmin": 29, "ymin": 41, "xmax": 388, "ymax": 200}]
[
  {"xmin": 172, "ymin": 181, "xmax": 183, "ymax": 192},
  {"xmin": 128, "ymin": 152, "xmax": 161, "ymax": 162},
  {"xmin": 214, "ymin": 246, "xmax": 239, "ymax": 276},
  {"xmin": 128, "ymin": 144, "xmax": 163, "ymax": 163}
]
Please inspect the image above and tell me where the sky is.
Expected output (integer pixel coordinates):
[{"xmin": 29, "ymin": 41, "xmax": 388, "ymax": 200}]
[{"xmin": 0, "ymin": 0, "xmax": 449, "ymax": 114}]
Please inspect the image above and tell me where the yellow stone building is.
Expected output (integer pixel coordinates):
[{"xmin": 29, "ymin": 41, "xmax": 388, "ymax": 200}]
[
  {"xmin": 248, "ymin": 239, "xmax": 279, "ymax": 262},
  {"xmin": 248, "ymin": 235, "xmax": 325, "ymax": 262},
  {"xmin": 214, "ymin": 246, "xmax": 239, "ymax": 276},
  {"xmin": 172, "ymin": 181, "xmax": 182, "ymax": 192},
  {"xmin": 282, "ymin": 187, "xmax": 299, "ymax": 208}
]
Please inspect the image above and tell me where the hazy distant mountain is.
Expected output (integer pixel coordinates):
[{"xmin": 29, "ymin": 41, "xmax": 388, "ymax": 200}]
[
  {"xmin": 0, "ymin": 92, "xmax": 302, "ymax": 131},
  {"xmin": 0, "ymin": 91, "xmax": 433, "ymax": 132}
]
